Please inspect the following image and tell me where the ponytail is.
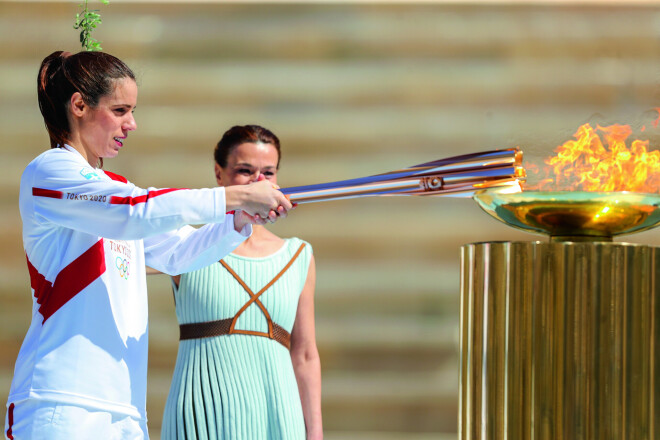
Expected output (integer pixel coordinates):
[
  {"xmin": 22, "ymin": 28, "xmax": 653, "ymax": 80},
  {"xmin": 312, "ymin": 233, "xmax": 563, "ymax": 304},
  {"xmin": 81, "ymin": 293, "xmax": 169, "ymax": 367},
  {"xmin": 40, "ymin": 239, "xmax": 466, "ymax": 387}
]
[{"xmin": 37, "ymin": 51, "xmax": 75, "ymax": 149}]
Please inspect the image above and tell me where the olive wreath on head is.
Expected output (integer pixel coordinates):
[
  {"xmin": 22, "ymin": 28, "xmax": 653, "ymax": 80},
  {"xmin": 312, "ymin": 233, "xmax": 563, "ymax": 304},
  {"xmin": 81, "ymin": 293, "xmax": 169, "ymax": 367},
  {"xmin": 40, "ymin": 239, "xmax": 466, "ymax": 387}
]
[{"xmin": 73, "ymin": 0, "xmax": 110, "ymax": 51}]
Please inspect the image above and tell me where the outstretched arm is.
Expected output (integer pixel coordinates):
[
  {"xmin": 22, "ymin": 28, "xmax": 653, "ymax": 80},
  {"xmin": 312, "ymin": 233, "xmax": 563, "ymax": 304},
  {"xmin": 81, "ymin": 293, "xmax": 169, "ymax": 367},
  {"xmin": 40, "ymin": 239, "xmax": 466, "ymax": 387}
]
[
  {"xmin": 290, "ymin": 255, "xmax": 323, "ymax": 440},
  {"xmin": 143, "ymin": 218, "xmax": 250, "ymax": 276},
  {"xmin": 25, "ymin": 150, "xmax": 290, "ymax": 241}
]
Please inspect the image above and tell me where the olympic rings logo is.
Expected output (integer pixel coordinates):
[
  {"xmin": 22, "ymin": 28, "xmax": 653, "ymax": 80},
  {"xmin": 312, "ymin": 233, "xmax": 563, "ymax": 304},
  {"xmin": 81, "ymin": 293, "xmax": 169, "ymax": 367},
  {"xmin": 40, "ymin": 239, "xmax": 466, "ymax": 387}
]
[{"xmin": 116, "ymin": 257, "xmax": 130, "ymax": 280}]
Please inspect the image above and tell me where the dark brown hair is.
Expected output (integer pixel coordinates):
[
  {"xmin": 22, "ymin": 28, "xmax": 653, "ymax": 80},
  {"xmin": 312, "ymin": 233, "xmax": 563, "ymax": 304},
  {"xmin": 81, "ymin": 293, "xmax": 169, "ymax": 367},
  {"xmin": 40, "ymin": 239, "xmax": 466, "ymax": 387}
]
[
  {"xmin": 37, "ymin": 50, "xmax": 136, "ymax": 149},
  {"xmin": 214, "ymin": 125, "xmax": 282, "ymax": 168}
]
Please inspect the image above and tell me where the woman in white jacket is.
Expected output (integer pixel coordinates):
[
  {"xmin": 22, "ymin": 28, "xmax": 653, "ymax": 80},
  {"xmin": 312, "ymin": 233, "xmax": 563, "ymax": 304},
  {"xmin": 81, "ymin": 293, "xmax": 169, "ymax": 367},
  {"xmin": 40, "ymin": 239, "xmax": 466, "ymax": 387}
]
[{"xmin": 4, "ymin": 50, "xmax": 292, "ymax": 440}]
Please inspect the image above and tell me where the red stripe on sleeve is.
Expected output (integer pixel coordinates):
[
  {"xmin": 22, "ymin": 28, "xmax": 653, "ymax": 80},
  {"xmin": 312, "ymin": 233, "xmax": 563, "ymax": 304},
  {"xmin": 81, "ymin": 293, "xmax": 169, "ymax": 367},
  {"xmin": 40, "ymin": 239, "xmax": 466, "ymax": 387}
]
[
  {"xmin": 27, "ymin": 239, "xmax": 107, "ymax": 324},
  {"xmin": 6, "ymin": 402, "xmax": 14, "ymax": 440},
  {"xmin": 110, "ymin": 188, "xmax": 185, "ymax": 206},
  {"xmin": 104, "ymin": 170, "xmax": 128, "ymax": 183},
  {"xmin": 32, "ymin": 187, "xmax": 64, "ymax": 199}
]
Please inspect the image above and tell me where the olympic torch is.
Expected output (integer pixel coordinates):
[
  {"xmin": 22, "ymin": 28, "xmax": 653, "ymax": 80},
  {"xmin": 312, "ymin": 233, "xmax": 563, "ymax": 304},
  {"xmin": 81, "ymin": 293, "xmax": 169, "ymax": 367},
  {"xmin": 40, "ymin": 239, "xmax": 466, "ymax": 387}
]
[{"xmin": 280, "ymin": 148, "xmax": 525, "ymax": 204}]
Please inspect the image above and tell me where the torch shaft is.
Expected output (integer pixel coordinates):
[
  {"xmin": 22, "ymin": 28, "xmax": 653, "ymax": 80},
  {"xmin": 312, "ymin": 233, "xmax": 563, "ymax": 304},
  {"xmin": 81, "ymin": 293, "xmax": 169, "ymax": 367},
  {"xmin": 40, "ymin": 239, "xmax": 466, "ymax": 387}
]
[{"xmin": 280, "ymin": 148, "xmax": 525, "ymax": 204}]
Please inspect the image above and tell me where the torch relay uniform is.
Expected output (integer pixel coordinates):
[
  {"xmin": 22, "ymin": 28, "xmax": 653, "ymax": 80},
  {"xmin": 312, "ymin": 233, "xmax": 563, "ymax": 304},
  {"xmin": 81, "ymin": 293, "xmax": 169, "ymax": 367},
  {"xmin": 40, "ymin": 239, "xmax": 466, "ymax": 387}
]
[{"xmin": 4, "ymin": 145, "xmax": 251, "ymax": 440}]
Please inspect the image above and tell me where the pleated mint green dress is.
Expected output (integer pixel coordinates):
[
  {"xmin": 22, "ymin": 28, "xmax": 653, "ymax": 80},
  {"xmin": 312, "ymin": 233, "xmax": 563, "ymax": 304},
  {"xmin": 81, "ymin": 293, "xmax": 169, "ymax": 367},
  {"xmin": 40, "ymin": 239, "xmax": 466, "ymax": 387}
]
[{"xmin": 162, "ymin": 237, "xmax": 312, "ymax": 440}]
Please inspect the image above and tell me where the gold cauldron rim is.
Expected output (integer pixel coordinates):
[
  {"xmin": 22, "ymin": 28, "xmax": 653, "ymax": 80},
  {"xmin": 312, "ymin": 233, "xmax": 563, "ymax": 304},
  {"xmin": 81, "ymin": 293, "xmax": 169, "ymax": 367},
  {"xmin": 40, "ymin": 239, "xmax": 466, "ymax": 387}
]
[{"xmin": 473, "ymin": 190, "xmax": 660, "ymax": 241}]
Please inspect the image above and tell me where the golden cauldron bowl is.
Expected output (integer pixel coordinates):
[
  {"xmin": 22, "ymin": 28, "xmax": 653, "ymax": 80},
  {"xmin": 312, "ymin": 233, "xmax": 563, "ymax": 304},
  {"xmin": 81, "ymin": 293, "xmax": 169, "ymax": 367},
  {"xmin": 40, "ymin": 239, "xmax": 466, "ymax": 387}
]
[{"xmin": 473, "ymin": 190, "xmax": 660, "ymax": 241}]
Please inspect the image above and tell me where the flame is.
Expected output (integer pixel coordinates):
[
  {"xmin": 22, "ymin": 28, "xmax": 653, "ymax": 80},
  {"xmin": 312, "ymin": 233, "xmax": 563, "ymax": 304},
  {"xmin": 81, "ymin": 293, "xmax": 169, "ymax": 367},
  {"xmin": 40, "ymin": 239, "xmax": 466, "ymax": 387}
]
[{"xmin": 525, "ymin": 122, "xmax": 660, "ymax": 193}]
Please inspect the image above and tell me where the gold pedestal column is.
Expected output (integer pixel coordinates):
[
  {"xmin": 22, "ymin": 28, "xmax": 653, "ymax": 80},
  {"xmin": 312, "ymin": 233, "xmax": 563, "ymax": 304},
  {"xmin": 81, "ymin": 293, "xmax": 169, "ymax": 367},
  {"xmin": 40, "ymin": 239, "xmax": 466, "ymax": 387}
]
[{"xmin": 460, "ymin": 241, "xmax": 659, "ymax": 440}]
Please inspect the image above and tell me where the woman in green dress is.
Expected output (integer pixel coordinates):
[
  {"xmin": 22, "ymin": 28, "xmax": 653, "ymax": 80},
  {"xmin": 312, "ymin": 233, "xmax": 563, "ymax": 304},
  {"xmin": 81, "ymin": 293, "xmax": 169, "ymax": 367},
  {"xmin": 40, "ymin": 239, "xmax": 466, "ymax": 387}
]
[{"xmin": 162, "ymin": 125, "xmax": 322, "ymax": 440}]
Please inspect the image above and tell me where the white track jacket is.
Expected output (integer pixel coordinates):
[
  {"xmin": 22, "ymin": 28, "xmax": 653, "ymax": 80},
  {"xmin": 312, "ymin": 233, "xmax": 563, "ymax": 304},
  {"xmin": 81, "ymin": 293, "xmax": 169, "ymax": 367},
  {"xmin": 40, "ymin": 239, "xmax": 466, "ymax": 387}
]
[{"xmin": 7, "ymin": 145, "xmax": 250, "ymax": 421}]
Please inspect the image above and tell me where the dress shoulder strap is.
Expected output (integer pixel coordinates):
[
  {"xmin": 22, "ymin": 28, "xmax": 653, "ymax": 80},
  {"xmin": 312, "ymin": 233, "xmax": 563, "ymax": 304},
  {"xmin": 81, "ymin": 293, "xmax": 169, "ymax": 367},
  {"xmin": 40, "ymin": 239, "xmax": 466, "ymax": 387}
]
[{"xmin": 223, "ymin": 242, "xmax": 306, "ymax": 341}]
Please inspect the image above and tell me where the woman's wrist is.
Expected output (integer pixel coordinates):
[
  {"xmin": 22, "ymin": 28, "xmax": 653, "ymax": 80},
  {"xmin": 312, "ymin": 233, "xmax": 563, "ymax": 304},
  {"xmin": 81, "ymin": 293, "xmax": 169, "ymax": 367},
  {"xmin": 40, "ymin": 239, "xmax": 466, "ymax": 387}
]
[
  {"xmin": 233, "ymin": 211, "xmax": 247, "ymax": 232},
  {"xmin": 224, "ymin": 186, "xmax": 247, "ymax": 213},
  {"xmin": 306, "ymin": 427, "xmax": 323, "ymax": 440}
]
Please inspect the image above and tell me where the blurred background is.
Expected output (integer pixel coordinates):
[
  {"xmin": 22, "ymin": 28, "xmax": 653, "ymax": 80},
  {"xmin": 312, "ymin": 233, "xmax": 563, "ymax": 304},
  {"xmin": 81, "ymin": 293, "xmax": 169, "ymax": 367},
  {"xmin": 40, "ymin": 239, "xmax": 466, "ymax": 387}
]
[{"xmin": 2, "ymin": 1, "xmax": 660, "ymax": 438}]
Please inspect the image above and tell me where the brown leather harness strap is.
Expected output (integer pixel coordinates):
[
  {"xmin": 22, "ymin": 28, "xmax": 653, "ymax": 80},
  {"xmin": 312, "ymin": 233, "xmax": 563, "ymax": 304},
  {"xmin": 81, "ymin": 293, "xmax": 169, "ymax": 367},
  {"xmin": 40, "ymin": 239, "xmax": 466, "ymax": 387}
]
[
  {"xmin": 180, "ymin": 318, "xmax": 293, "ymax": 350},
  {"xmin": 180, "ymin": 318, "xmax": 232, "ymax": 340},
  {"xmin": 178, "ymin": 243, "xmax": 306, "ymax": 351}
]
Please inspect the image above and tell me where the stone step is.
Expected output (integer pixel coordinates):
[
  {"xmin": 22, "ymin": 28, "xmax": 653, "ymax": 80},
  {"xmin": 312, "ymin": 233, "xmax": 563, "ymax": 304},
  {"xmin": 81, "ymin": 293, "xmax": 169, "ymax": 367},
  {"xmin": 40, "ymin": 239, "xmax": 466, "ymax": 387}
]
[
  {"xmin": 5, "ymin": 57, "xmax": 660, "ymax": 108},
  {"xmin": 5, "ymin": 101, "xmax": 659, "ymax": 162},
  {"xmin": 2, "ymin": 3, "xmax": 658, "ymax": 61},
  {"xmin": 320, "ymin": 370, "xmax": 458, "ymax": 433}
]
